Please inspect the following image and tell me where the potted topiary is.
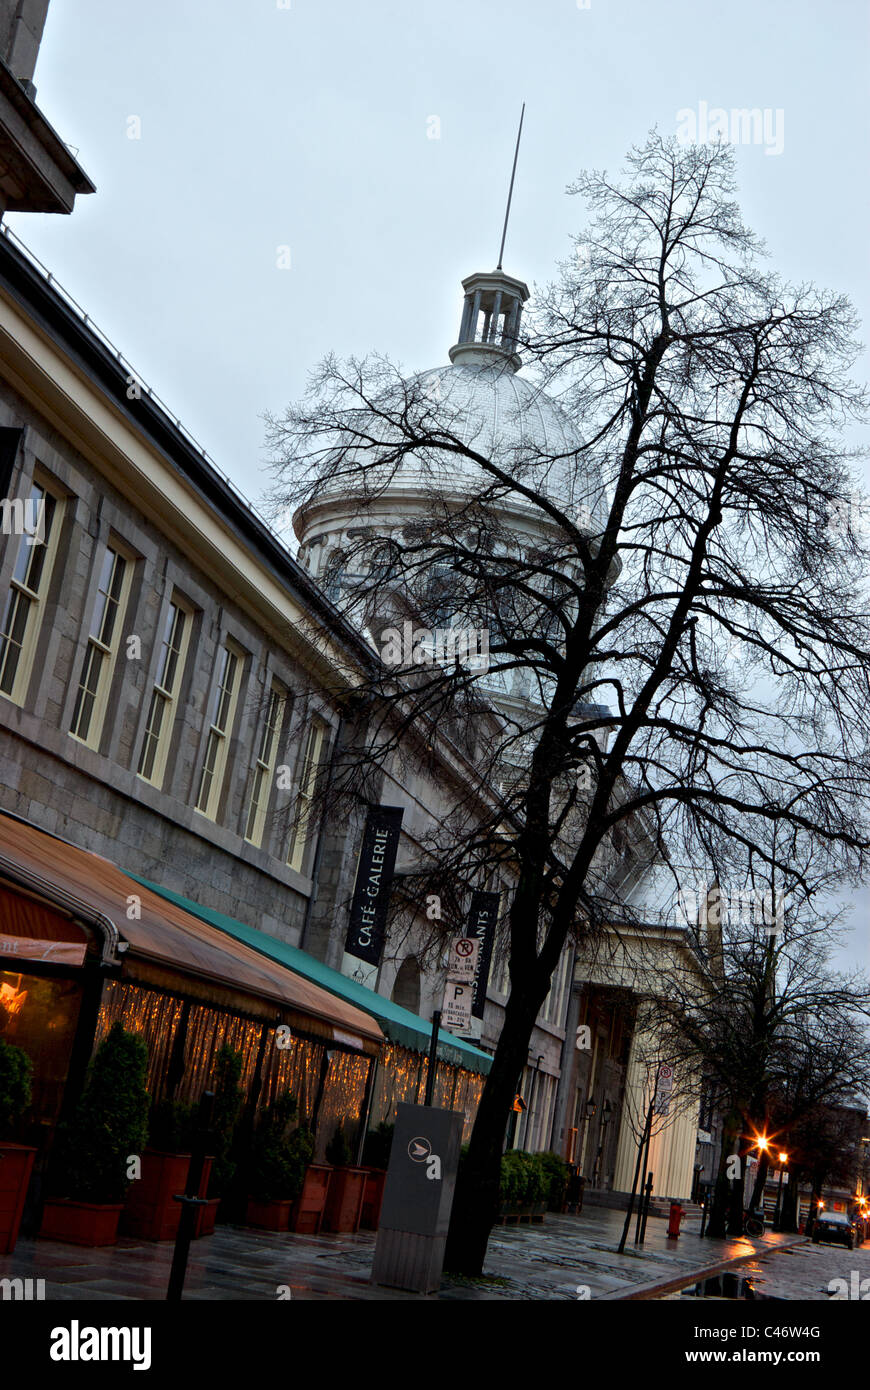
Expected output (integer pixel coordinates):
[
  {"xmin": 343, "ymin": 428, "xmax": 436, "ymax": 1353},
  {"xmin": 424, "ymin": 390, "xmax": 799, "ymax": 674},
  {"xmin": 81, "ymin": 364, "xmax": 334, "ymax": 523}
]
[
  {"xmin": 0, "ymin": 1038, "xmax": 35, "ymax": 1254},
  {"xmin": 529, "ymin": 1153, "xmax": 550, "ymax": 1223},
  {"xmin": 122, "ymin": 1098, "xmax": 196, "ymax": 1241},
  {"xmin": 288, "ymin": 1124, "xmax": 328, "ymax": 1234},
  {"xmin": 41, "ymin": 1023, "xmax": 149, "ymax": 1246},
  {"xmin": 360, "ymin": 1121, "xmax": 393, "ymax": 1230},
  {"xmin": 200, "ymin": 1044, "xmax": 244, "ymax": 1235},
  {"xmin": 498, "ymin": 1150, "xmax": 523, "ymax": 1223},
  {"xmin": 537, "ymin": 1150, "xmax": 571, "ymax": 1215},
  {"xmin": 322, "ymin": 1124, "xmax": 367, "ymax": 1234},
  {"xmin": 246, "ymin": 1092, "xmax": 308, "ymax": 1231}
]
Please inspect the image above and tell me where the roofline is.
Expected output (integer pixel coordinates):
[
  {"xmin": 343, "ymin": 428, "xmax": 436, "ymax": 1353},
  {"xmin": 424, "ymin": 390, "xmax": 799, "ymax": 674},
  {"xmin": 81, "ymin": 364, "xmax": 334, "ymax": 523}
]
[{"xmin": 0, "ymin": 229, "xmax": 378, "ymax": 678}]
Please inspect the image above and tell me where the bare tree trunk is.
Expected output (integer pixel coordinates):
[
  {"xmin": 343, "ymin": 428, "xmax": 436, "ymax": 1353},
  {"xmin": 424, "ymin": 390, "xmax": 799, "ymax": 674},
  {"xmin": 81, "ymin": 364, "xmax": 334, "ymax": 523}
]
[{"xmin": 445, "ymin": 978, "xmax": 546, "ymax": 1274}]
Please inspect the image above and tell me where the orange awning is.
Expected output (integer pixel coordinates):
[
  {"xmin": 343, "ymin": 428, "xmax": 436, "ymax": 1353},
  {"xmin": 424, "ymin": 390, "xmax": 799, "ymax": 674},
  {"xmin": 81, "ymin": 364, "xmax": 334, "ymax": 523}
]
[{"xmin": 0, "ymin": 812, "xmax": 382, "ymax": 1050}]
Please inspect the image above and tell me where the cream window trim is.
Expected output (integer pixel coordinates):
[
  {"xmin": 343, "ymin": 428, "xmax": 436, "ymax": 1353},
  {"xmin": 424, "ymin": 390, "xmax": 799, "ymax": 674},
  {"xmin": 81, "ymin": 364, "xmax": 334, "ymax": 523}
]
[
  {"xmin": 0, "ymin": 478, "xmax": 63, "ymax": 707},
  {"xmin": 194, "ymin": 640, "xmax": 243, "ymax": 822},
  {"xmin": 243, "ymin": 682, "xmax": 285, "ymax": 847},
  {"xmin": 286, "ymin": 717, "xmax": 327, "ymax": 873},
  {"xmin": 136, "ymin": 597, "xmax": 193, "ymax": 789},
  {"xmin": 68, "ymin": 541, "xmax": 133, "ymax": 749}
]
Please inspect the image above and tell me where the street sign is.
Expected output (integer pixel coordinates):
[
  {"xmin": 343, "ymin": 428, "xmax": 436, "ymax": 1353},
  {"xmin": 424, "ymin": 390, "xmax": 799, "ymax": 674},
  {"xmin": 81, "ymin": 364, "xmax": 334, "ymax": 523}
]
[
  {"xmin": 442, "ymin": 980, "xmax": 472, "ymax": 1032},
  {"xmin": 656, "ymin": 1063, "xmax": 674, "ymax": 1094},
  {"xmin": 447, "ymin": 936, "xmax": 480, "ymax": 983}
]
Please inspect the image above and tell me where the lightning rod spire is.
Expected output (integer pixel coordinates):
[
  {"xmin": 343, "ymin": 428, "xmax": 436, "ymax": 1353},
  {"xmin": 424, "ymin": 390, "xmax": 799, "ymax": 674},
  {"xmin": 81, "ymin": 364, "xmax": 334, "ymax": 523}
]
[{"xmin": 497, "ymin": 103, "xmax": 525, "ymax": 271}]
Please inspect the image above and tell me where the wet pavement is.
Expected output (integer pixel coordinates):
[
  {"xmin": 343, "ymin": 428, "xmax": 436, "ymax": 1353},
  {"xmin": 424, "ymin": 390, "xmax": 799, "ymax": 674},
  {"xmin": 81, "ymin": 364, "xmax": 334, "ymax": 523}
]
[{"xmin": 0, "ymin": 1206, "xmax": 807, "ymax": 1301}]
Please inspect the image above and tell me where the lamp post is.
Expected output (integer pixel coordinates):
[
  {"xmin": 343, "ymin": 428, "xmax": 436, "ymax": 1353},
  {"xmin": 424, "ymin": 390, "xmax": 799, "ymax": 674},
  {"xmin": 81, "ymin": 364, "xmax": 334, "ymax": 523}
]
[
  {"xmin": 773, "ymin": 1151, "xmax": 788, "ymax": 1231},
  {"xmin": 579, "ymin": 1097, "xmax": 596, "ymax": 1176}
]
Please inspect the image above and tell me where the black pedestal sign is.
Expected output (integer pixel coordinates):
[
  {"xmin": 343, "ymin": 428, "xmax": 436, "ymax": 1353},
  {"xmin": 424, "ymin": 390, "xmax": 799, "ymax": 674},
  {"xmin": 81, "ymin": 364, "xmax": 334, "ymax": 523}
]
[{"xmin": 370, "ymin": 1102, "xmax": 464, "ymax": 1294}]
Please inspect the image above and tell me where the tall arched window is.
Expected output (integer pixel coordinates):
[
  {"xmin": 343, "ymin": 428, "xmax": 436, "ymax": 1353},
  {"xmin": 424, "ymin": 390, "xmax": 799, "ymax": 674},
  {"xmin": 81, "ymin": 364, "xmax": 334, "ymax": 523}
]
[{"xmin": 391, "ymin": 956, "xmax": 421, "ymax": 1014}]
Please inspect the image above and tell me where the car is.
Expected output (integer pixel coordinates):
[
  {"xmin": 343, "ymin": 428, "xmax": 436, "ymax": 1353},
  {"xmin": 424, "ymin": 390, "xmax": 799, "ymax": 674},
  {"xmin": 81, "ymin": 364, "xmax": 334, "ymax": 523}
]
[{"xmin": 812, "ymin": 1210, "xmax": 860, "ymax": 1249}]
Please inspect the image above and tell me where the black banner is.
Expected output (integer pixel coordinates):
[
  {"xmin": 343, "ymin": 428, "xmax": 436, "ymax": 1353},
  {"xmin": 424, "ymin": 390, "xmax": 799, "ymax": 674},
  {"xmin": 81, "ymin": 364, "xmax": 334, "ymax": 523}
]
[
  {"xmin": 343, "ymin": 805, "xmax": 404, "ymax": 968},
  {"xmin": 466, "ymin": 889, "xmax": 500, "ymax": 1021}
]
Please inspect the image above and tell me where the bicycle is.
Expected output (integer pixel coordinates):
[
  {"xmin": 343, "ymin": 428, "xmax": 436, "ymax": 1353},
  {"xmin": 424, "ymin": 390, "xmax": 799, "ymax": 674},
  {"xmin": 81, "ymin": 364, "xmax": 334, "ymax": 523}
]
[{"xmin": 743, "ymin": 1207, "xmax": 765, "ymax": 1237}]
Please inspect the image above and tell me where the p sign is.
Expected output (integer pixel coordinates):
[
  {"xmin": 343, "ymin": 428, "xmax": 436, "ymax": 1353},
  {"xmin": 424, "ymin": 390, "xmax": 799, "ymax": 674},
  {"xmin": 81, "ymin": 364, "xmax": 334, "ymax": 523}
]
[{"xmin": 442, "ymin": 981, "xmax": 472, "ymax": 1032}]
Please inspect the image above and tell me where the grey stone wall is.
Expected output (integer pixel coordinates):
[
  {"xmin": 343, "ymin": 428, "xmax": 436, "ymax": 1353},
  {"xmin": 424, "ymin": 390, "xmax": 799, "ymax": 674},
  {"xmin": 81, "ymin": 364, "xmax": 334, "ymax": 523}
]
[{"xmin": 0, "ymin": 377, "xmax": 350, "ymax": 950}]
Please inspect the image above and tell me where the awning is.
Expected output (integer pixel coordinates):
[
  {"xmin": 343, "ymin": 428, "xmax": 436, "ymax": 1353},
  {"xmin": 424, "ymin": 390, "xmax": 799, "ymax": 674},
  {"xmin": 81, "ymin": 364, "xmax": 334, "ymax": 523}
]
[
  {"xmin": 0, "ymin": 812, "xmax": 382, "ymax": 1050},
  {"xmin": 129, "ymin": 874, "xmax": 493, "ymax": 1076}
]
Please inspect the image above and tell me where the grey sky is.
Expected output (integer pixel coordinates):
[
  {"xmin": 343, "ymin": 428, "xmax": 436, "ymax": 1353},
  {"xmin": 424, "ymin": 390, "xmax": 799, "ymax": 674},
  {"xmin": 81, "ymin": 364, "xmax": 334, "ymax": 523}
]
[{"xmin": 10, "ymin": 0, "xmax": 870, "ymax": 969}]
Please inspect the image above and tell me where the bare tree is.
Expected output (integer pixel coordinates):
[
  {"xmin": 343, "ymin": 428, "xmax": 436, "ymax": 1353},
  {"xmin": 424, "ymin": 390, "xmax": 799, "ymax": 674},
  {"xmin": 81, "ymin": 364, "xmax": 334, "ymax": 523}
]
[
  {"xmin": 642, "ymin": 863, "xmax": 870, "ymax": 1238},
  {"xmin": 266, "ymin": 132, "xmax": 870, "ymax": 1273}
]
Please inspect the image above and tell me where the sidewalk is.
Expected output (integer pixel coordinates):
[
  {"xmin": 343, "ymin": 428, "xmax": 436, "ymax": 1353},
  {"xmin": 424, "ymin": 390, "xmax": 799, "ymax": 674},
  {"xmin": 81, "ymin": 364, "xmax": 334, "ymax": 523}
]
[{"xmin": 0, "ymin": 1207, "xmax": 805, "ymax": 1301}]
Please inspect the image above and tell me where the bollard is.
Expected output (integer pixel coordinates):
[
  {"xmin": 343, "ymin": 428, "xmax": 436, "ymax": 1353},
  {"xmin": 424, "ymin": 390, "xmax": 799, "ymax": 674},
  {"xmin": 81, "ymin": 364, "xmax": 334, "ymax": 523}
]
[
  {"xmin": 166, "ymin": 1091, "xmax": 215, "ymax": 1302},
  {"xmin": 667, "ymin": 1200, "xmax": 684, "ymax": 1238}
]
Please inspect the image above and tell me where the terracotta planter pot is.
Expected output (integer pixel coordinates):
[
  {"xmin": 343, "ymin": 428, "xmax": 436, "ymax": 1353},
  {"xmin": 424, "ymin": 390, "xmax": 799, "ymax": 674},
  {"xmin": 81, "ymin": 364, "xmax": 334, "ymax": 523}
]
[
  {"xmin": 361, "ymin": 1167, "xmax": 387, "ymax": 1230},
  {"xmin": 0, "ymin": 1143, "xmax": 36, "ymax": 1254},
  {"xmin": 323, "ymin": 1166, "xmax": 367, "ymax": 1234},
  {"xmin": 40, "ymin": 1199, "xmax": 123, "ymax": 1247},
  {"xmin": 290, "ymin": 1162, "xmax": 332, "ymax": 1234},
  {"xmin": 246, "ymin": 1197, "xmax": 294, "ymax": 1231},
  {"xmin": 121, "ymin": 1149, "xmax": 191, "ymax": 1241}
]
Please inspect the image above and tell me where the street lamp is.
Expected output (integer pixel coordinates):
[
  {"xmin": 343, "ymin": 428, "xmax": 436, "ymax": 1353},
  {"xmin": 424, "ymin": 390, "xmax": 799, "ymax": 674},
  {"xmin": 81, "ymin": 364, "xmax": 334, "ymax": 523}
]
[{"xmin": 774, "ymin": 1151, "xmax": 789, "ymax": 1231}]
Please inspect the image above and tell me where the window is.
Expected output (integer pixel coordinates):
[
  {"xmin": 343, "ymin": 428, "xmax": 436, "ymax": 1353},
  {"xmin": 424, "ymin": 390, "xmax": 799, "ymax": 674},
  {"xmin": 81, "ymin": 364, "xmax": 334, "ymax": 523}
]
[
  {"xmin": 194, "ymin": 642, "xmax": 242, "ymax": 819},
  {"xmin": 0, "ymin": 481, "xmax": 60, "ymax": 704},
  {"xmin": 137, "ymin": 599, "xmax": 191, "ymax": 786},
  {"xmin": 286, "ymin": 718, "xmax": 327, "ymax": 873},
  {"xmin": 70, "ymin": 543, "xmax": 131, "ymax": 746},
  {"xmin": 243, "ymin": 683, "xmax": 284, "ymax": 846}
]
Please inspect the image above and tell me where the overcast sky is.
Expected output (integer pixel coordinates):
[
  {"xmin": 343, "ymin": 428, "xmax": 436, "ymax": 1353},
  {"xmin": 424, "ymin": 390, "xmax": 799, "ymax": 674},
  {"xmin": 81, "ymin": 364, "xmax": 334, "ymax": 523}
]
[{"xmin": 11, "ymin": 0, "xmax": 870, "ymax": 969}]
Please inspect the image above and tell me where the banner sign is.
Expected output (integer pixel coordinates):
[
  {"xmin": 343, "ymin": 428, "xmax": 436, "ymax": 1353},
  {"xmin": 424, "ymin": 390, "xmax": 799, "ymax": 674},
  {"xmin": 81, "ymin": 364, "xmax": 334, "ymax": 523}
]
[
  {"xmin": 455, "ymin": 889, "xmax": 499, "ymax": 1039},
  {"xmin": 342, "ymin": 805, "xmax": 404, "ymax": 987}
]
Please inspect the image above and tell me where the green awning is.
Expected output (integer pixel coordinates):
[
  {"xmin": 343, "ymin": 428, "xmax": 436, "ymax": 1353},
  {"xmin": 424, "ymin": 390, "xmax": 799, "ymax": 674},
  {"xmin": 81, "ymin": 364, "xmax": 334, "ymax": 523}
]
[{"xmin": 127, "ymin": 874, "xmax": 492, "ymax": 1076}]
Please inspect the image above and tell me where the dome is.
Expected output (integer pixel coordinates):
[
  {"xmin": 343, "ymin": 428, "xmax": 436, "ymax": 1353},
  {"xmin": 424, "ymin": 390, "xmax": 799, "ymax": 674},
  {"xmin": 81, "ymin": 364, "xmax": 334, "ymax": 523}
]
[
  {"xmin": 409, "ymin": 359, "xmax": 608, "ymax": 528},
  {"xmin": 294, "ymin": 267, "xmax": 610, "ymax": 549}
]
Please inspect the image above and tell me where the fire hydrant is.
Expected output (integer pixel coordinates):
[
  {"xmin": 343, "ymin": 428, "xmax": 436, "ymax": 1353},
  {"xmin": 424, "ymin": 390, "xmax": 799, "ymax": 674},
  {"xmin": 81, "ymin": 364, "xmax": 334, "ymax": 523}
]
[{"xmin": 668, "ymin": 1201, "xmax": 684, "ymax": 1238}]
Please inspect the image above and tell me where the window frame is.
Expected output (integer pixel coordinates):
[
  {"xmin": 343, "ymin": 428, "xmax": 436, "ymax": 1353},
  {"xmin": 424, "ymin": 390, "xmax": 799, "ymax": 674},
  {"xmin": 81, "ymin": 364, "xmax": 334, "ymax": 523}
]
[
  {"xmin": 194, "ymin": 639, "xmax": 244, "ymax": 821},
  {"xmin": 0, "ymin": 477, "xmax": 63, "ymax": 707},
  {"xmin": 136, "ymin": 595, "xmax": 193, "ymax": 788},
  {"xmin": 69, "ymin": 540, "xmax": 133, "ymax": 749},
  {"xmin": 286, "ymin": 716, "xmax": 328, "ymax": 874},
  {"xmin": 243, "ymin": 680, "xmax": 286, "ymax": 847}
]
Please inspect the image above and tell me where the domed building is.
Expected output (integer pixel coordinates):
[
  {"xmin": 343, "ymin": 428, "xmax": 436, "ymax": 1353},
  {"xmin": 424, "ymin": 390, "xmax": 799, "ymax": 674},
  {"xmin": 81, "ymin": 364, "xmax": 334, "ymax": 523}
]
[
  {"xmin": 293, "ymin": 264, "xmax": 611, "ymax": 711},
  {"xmin": 294, "ymin": 265, "xmax": 608, "ymax": 577}
]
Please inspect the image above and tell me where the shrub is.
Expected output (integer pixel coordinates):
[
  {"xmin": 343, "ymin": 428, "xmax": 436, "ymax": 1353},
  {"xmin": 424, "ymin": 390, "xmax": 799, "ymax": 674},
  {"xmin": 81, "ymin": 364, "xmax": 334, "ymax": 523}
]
[
  {"xmin": 52, "ymin": 1023, "xmax": 149, "ymax": 1203},
  {"xmin": 500, "ymin": 1150, "xmax": 548, "ymax": 1208},
  {"xmin": 147, "ymin": 1098, "xmax": 196, "ymax": 1152},
  {"xmin": 249, "ymin": 1093, "xmax": 309, "ymax": 1202},
  {"xmin": 207, "ymin": 1044, "xmax": 244, "ymax": 1198},
  {"xmin": 537, "ymin": 1150, "xmax": 571, "ymax": 1210},
  {"xmin": 287, "ymin": 1124, "xmax": 315, "ymax": 1172},
  {"xmin": 325, "ymin": 1124, "xmax": 352, "ymax": 1167},
  {"xmin": 0, "ymin": 1039, "xmax": 32, "ymax": 1138}
]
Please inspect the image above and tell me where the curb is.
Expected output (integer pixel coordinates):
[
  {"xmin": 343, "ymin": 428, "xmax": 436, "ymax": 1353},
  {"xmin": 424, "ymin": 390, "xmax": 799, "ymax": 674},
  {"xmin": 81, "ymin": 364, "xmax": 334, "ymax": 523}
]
[{"xmin": 598, "ymin": 1235, "xmax": 808, "ymax": 1301}]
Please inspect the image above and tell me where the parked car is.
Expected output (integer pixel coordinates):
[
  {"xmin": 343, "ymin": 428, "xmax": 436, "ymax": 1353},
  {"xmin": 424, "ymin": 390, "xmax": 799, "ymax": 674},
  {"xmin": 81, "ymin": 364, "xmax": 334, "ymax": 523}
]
[{"xmin": 812, "ymin": 1210, "xmax": 861, "ymax": 1250}]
